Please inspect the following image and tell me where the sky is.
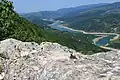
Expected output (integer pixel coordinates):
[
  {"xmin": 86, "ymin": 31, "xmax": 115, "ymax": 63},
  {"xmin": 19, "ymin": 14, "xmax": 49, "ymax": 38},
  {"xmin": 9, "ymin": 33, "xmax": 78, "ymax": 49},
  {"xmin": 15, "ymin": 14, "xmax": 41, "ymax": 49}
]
[{"xmin": 11, "ymin": 0, "xmax": 120, "ymax": 13}]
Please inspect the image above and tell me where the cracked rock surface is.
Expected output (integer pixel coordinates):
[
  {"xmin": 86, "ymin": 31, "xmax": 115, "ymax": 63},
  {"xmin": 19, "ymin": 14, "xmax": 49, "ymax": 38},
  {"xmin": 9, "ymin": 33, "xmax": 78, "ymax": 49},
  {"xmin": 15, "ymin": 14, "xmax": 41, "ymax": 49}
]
[{"xmin": 0, "ymin": 39, "xmax": 120, "ymax": 80}]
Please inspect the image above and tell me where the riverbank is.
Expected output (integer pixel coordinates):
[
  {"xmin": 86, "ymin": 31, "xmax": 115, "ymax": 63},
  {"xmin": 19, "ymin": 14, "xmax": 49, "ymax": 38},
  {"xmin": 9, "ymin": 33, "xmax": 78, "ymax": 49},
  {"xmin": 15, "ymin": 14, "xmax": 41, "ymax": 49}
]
[
  {"xmin": 110, "ymin": 34, "xmax": 119, "ymax": 41},
  {"xmin": 92, "ymin": 35, "xmax": 108, "ymax": 45},
  {"xmin": 48, "ymin": 21, "xmax": 120, "ymax": 51}
]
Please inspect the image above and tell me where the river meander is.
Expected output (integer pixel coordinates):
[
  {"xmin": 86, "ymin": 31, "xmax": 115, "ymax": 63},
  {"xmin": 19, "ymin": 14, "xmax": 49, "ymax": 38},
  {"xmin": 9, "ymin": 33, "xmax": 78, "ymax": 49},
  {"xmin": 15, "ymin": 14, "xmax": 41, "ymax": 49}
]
[{"xmin": 48, "ymin": 21, "xmax": 118, "ymax": 48}]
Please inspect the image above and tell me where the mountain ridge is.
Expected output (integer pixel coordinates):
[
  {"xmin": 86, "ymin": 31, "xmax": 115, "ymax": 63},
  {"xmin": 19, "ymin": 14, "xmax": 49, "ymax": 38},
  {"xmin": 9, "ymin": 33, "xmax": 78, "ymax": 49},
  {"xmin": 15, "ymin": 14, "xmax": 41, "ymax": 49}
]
[{"xmin": 21, "ymin": 3, "xmax": 108, "ymax": 19}]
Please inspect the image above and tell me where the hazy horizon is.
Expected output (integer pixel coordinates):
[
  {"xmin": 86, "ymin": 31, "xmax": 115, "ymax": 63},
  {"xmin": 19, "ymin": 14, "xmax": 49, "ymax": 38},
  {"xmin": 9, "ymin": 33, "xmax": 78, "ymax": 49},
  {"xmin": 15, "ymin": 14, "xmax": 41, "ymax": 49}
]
[{"xmin": 11, "ymin": 0, "xmax": 120, "ymax": 13}]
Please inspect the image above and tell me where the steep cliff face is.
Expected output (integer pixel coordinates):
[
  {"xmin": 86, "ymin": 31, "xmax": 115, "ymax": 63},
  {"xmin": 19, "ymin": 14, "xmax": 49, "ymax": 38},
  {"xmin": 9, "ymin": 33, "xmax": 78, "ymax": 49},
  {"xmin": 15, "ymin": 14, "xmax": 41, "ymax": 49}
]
[{"xmin": 0, "ymin": 39, "xmax": 120, "ymax": 80}]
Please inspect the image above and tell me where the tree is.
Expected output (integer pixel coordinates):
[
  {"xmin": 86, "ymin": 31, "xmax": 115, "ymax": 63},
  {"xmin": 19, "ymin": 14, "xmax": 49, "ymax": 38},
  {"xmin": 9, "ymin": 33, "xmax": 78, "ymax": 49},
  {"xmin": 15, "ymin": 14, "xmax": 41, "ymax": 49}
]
[{"xmin": 0, "ymin": 0, "xmax": 14, "ymax": 40}]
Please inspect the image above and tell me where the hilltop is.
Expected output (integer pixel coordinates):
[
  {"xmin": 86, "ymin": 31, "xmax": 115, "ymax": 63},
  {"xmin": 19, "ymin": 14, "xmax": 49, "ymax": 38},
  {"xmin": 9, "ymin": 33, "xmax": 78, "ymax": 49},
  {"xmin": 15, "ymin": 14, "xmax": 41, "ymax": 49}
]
[{"xmin": 0, "ymin": 39, "xmax": 120, "ymax": 80}]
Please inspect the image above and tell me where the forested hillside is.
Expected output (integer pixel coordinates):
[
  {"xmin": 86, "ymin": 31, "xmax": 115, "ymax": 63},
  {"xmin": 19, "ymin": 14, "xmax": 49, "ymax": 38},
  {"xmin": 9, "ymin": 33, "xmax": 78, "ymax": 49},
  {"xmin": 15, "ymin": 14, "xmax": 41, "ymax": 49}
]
[
  {"xmin": 59, "ymin": 2, "xmax": 120, "ymax": 33},
  {"xmin": 0, "ymin": 0, "xmax": 46, "ymax": 42},
  {"xmin": 61, "ymin": 13, "xmax": 120, "ymax": 33}
]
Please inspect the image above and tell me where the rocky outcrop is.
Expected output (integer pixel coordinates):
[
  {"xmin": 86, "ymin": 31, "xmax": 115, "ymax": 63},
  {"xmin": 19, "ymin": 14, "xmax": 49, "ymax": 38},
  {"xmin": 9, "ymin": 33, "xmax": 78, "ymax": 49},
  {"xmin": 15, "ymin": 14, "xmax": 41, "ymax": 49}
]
[{"xmin": 0, "ymin": 39, "xmax": 120, "ymax": 80}]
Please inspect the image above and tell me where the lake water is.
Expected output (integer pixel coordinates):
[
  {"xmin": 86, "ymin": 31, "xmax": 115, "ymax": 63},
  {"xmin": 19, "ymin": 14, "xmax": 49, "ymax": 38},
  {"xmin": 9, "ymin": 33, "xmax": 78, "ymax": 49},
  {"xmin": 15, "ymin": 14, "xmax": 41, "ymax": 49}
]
[{"xmin": 95, "ymin": 35, "xmax": 116, "ymax": 46}]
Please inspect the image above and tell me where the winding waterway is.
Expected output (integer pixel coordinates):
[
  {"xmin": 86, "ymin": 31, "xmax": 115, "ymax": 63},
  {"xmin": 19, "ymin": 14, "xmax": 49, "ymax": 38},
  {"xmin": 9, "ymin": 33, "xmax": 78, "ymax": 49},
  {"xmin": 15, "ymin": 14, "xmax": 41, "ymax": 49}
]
[{"xmin": 48, "ymin": 21, "xmax": 119, "ymax": 51}]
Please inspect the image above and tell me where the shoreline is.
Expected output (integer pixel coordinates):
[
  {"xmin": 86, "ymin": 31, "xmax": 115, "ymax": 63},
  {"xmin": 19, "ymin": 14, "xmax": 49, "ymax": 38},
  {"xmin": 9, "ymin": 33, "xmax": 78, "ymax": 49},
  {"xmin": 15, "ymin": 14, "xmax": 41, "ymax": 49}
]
[
  {"xmin": 110, "ymin": 34, "xmax": 119, "ymax": 41},
  {"xmin": 93, "ymin": 34, "xmax": 119, "ymax": 46},
  {"xmin": 49, "ymin": 21, "xmax": 120, "ymax": 51},
  {"xmin": 93, "ymin": 34, "xmax": 120, "ymax": 51},
  {"xmin": 92, "ymin": 35, "xmax": 108, "ymax": 45}
]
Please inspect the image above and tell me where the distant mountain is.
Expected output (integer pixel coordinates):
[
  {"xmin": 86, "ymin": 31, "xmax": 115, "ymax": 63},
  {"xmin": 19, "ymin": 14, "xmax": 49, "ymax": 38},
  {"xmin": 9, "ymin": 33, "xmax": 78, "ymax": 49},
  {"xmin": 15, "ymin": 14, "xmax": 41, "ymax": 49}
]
[
  {"xmin": 21, "ymin": 3, "xmax": 107, "ymax": 19},
  {"xmin": 21, "ymin": 2, "xmax": 120, "ymax": 33},
  {"xmin": 59, "ymin": 2, "xmax": 120, "ymax": 33}
]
